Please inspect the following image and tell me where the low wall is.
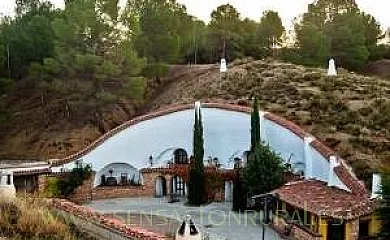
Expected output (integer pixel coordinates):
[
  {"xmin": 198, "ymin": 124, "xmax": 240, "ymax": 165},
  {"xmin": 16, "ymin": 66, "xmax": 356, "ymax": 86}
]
[
  {"xmin": 39, "ymin": 170, "xmax": 228, "ymax": 204},
  {"xmin": 93, "ymin": 185, "xmax": 152, "ymax": 200},
  {"xmin": 50, "ymin": 199, "xmax": 168, "ymax": 239}
]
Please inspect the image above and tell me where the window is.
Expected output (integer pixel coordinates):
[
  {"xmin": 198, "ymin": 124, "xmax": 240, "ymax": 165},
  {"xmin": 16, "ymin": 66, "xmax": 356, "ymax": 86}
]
[
  {"xmin": 173, "ymin": 176, "xmax": 186, "ymax": 196},
  {"xmin": 174, "ymin": 149, "xmax": 188, "ymax": 164},
  {"xmin": 6, "ymin": 175, "xmax": 11, "ymax": 185}
]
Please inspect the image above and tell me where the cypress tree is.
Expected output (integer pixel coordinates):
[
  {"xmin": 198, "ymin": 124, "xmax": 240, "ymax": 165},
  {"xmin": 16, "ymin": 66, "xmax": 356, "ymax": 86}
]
[
  {"xmin": 233, "ymin": 98, "xmax": 261, "ymax": 211},
  {"xmin": 232, "ymin": 171, "xmax": 246, "ymax": 212},
  {"xmin": 188, "ymin": 103, "xmax": 206, "ymax": 205},
  {"xmin": 250, "ymin": 97, "xmax": 261, "ymax": 151}
]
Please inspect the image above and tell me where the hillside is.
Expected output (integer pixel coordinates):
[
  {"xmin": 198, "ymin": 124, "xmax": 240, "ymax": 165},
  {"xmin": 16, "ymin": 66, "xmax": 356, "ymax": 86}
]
[{"xmin": 0, "ymin": 59, "xmax": 389, "ymax": 182}]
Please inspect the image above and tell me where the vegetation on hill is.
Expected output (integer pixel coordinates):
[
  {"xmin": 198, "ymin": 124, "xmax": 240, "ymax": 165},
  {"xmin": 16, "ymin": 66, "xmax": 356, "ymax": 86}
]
[
  {"xmin": 0, "ymin": 0, "xmax": 389, "ymax": 181},
  {"xmin": 148, "ymin": 59, "xmax": 390, "ymax": 184}
]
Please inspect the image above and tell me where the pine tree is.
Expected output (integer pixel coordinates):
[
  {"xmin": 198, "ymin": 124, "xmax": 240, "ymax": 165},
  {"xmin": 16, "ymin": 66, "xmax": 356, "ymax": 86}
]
[
  {"xmin": 188, "ymin": 103, "xmax": 206, "ymax": 205},
  {"xmin": 250, "ymin": 97, "xmax": 260, "ymax": 151}
]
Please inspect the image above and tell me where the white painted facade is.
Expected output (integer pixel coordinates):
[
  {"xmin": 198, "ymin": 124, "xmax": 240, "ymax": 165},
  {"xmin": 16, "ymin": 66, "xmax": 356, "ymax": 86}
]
[
  {"xmin": 0, "ymin": 170, "xmax": 16, "ymax": 199},
  {"xmin": 54, "ymin": 106, "xmax": 349, "ymax": 191}
]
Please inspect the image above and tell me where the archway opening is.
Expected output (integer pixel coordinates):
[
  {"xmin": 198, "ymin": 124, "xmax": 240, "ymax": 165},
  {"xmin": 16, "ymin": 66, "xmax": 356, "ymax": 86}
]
[
  {"xmin": 155, "ymin": 176, "xmax": 167, "ymax": 197},
  {"xmin": 173, "ymin": 149, "xmax": 188, "ymax": 164},
  {"xmin": 94, "ymin": 163, "xmax": 142, "ymax": 187}
]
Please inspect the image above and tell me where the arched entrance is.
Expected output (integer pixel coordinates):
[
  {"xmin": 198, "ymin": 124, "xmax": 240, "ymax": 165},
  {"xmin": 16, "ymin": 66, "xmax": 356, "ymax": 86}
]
[
  {"xmin": 94, "ymin": 163, "xmax": 141, "ymax": 187},
  {"xmin": 155, "ymin": 176, "xmax": 167, "ymax": 197},
  {"xmin": 171, "ymin": 175, "xmax": 186, "ymax": 196},
  {"xmin": 174, "ymin": 149, "xmax": 188, "ymax": 164}
]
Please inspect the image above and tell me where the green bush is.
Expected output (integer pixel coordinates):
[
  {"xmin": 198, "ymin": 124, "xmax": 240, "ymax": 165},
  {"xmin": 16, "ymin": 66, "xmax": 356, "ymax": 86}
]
[
  {"xmin": 45, "ymin": 177, "xmax": 62, "ymax": 198},
  {"xmin": 45, "ymin": 165, "xmax": 92, "ymax": 198},
  {"xmin": 60, "ymin": 165, "xmax": 92, "ymax": 197},
  {"xmin": 243, "ymin": 143, "xmax": 285, "ymax": 196}
]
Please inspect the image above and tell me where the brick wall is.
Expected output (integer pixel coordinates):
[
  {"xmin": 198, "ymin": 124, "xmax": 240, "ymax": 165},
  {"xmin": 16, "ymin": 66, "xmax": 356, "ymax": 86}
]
[
  {"xmin": 92, "ymin": 185, "xmax": 150, "ymax": 200},
  {"xmin": 39, "ymin": 170, "xmax": 228, "ymax": 204}
]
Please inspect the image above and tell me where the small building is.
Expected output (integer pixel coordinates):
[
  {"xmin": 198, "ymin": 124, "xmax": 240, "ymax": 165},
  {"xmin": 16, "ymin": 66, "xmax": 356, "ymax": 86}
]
[
  {"xmin": 272, "ymin": 177, "xmax": 381, "ymax": 240},
  {"xmin": 0, "ymin": 161, "xmax": 51, "ymax": 195}
]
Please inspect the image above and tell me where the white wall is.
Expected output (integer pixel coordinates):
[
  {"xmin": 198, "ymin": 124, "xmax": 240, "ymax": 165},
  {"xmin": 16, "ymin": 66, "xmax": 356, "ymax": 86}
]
[
  {"xmin": 94, "ymin": 163, "xmax": 141, "ymax": 186},
  {"xmin": 55, "ymin": 106, "xmax": 350, "ymax": 191},
  {"xmin": 261, "ymin": 119, "xmax": 305, "ymax": 171}
]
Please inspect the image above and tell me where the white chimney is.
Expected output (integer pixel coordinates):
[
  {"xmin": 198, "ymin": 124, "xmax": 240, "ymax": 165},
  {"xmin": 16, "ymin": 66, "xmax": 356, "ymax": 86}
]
[
  {"xmin": 328, "ymin": 156, "xmax": 339, "ymax": 187},
  {"xmin": 327, "ymin": 58, "xmax": 337, "ymax": 76},
  {"xmin": 220, "ymin": 58, "xmax": 227, "ymax": 73},
  {"xmin": 371, "ymin": 173, "xmax": 382, "ymax": 199}
]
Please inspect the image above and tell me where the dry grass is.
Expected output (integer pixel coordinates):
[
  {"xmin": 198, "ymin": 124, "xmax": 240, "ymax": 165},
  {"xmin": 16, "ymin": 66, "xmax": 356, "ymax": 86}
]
[{"xmin": 0, "ymin": 197, "xmax": 76, "ymax": 240}]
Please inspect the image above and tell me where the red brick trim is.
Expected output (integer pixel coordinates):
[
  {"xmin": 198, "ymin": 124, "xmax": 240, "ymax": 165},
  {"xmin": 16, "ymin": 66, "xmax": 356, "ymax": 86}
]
[
  {"xmin": 51, "ymin": 102, "xmax": 312, "ymax": 167},
  {"xmin": 310, "ymin": 139, "xmax": 336, "ymax": 159},
  {"xmin": 264, "ymin": 113, "xmax": 308, "ymax": 139},
  {"xmin": 334, "ymin": 165, "xmax": 368, "ymax": 197},
  {"xmin": 51, "ymin": 104, "xmax": 194, "ymax": 167}
]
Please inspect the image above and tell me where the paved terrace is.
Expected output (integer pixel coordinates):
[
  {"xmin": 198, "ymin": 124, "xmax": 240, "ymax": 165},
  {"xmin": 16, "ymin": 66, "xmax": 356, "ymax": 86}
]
[{"xmin": 85, "ymin": 197, "xmax": 283, "ymax": 240}]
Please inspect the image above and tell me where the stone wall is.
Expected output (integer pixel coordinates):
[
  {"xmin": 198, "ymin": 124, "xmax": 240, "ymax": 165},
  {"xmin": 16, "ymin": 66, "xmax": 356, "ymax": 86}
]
[
  {"xmin": 92, "ymin": 185, "xmax": 150, "ymax": 200},
  {"xmin": 272, "ymin": 218, "xmax": 322, "ymax": 240},
  {"xmin": 290, "ymin": 224, "xmax": 322, "ymax": 240},
  {"xmin": 70, "ymin": 176, "xmax": 94, "ymax": 204}
]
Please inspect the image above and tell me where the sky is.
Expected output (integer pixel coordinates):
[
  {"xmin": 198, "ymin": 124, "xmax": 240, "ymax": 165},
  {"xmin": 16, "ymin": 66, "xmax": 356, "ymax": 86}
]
[{"xmin": 0, "ymin": 0, "xmax": 389, "ymax": 30}]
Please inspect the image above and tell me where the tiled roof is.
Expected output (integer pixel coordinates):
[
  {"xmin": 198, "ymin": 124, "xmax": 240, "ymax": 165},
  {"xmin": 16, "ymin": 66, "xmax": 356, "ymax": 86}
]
[
  {"xmin": 273, "ymin": 179, "xmax": 377, "ymax": 220},
  {"xmin": 13, "ymin": 168, "xmax": 51, "ymax": 176},
  {"xmin": 333, "ymin": 165, "xmax": 368, "ymax": 196}
]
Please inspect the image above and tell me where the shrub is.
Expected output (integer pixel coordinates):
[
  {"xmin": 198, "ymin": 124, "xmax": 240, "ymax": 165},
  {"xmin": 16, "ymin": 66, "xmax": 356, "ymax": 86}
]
[
  {"xmin": 60, "ymin": 165, "xmax": 92, "ymax": 197},
  {"xmin": 243, "ymin": 143, "xmax": 285, "ymax": 196},
  {"xmin": 45, "ymin": 177, "xmax": 62, "ymax": 198},
  {"xmin": 0, "ymin": 197, "xmax": 76, "ymax": 239}
]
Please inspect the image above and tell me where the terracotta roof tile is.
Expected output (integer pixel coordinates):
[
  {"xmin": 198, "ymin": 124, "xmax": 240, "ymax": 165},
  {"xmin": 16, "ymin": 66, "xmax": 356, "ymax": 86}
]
[
  {"xmin": 273, "ymin": 180, "xmax": 375, "ymax": 220},
  {"xmin": 310, "ymin": 139, "xmax": 336, "ymax": 159},
  {"xmin": 334, "ymin": 165, "xmax": 368, "ymax": 197},
  {"xmin": 264, "ymin": 113, "xmax": 308, "ymax": 139},
  {"xmin": 13, "ymin": 168, "xmax": 51, "ymax": 176}
]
